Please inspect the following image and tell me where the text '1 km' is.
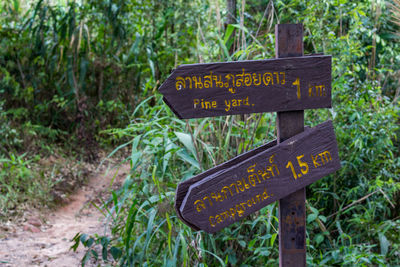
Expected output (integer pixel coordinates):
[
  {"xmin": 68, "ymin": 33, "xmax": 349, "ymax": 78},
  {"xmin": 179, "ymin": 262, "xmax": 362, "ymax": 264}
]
[{"xmin": 159, "ymin": 55, "xmax": 331, "ymax": 119}]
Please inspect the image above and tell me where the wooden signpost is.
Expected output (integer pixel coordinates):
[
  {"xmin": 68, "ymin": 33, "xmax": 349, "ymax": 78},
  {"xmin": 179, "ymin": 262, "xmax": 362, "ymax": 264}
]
[
  {"xmin": 275, "ymin": 24, "xmax": 307, "ymax": 266},
  {"xmin": 179, "ymin": 121, "xmax": 340, "ymax": 233},
  {"xmin": 159, "ymin": 24, "xmax": 340, "ymax": 266}
]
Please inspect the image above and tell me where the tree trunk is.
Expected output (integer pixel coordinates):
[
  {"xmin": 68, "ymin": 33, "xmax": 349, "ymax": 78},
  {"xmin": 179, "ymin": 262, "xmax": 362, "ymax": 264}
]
[
  {"xmin": 225, "ymin": 0, "xmax": 237, "ymax": 54},
  {"xmin": 226, "ymin": 0, "xmax": 237, "ymax": 25}
]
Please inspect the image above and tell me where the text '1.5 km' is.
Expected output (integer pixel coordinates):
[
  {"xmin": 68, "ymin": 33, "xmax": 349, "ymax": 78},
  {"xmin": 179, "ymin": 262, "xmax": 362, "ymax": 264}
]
[{"xmin": 177, "ymin": 120, "xmax": 340, "ymax": 233}]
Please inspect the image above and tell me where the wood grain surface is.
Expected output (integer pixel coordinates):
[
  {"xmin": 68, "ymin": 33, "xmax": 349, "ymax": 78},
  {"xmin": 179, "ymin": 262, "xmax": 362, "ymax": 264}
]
[
  {"xmin": 174, "ymin": 139, "xmax": 278, "ymax": 230},
  {"xmin": 159, "ymin": 55, "xmax": 331, "ymax": 119},
  {"xmin": 275, "ymin": 23, "xmax": 306, "ymax": 267}
]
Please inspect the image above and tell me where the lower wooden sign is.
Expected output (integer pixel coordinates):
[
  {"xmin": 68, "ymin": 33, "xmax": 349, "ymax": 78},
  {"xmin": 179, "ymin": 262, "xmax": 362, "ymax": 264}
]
[
  {"xmin": 177, "ymin": 120, "xmax": 341, "ymax": 233},
  {"xmin": 175, "ymin": 139, "xmax": 278, "ymax": 230}
]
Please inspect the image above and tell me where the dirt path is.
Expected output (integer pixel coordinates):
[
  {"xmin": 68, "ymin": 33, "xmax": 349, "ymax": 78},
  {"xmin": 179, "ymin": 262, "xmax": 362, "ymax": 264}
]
[{"xmin": 0, "ymin": 162, "xmax": 130, "ymax": 267}]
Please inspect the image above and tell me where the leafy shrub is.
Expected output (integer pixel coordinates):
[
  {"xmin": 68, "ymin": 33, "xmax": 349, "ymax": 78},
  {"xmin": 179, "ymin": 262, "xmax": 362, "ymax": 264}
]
[
  {"xmin": 0, "ymin": 153, "xmax": 50, "ymax": 218},
  {"xmin": 1, "ymin": 0, "xmax": 399, "ymax": 265},
  {"xmin": 72, "ymin": 95, "xmax": 280, "ymax": 266},
  {"xmin": 72, "ymin": 0, "xmax": 400, "ymax": 266}
]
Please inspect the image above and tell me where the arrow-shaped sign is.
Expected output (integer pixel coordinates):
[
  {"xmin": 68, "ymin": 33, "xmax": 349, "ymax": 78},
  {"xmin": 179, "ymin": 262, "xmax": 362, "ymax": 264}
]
[
  {"xmin": 176, "ymin": 120, "xmax": 340, "ymax": 233},
  {"xmin": 174, "ymin": 138, "xmax": 278, "ymax": 230},
  {"xmin": 159, "ymin": 55, "xmax": 331, "ymax": 119}
]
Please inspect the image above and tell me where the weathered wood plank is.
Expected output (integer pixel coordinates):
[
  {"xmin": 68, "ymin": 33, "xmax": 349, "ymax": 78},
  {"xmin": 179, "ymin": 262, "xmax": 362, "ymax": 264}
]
[
  {"xmin": 179, "ymin": 120, "xmax": 341, "ymax": 233},
  {"xmin": 275, "ymin": 23, "xmax": 307, "ymax": 267},
  {"xmin": 175, "ymin": 139, "xmax": 278, "ymax": 230},
  {"xmin": 159, "ymin": 55, "xmax": 331, "ymax": 119}
]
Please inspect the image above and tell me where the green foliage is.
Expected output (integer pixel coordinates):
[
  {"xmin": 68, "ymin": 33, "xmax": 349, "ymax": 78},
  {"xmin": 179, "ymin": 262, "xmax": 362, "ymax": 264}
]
[
  {"xmin": 70, "ymin": 0, "xmax": 400, "ymax": 265},
  {"xmin": 0, "ymin": 0, "xmax": 205, "ymax": 216},
  {"xmin": 0, "ymin": 153, "xmax": 51, "ymax": 219},
  {"xmin": 71, "ymin": 95, "xmax": 280, "ymax": 266},
  {"xmin": 1, "ymin": 0, "xmax": 400, "ymax": 265},
  {"xmin": 0, "ymin": 0, "xmax": 204, "ymax": 141}
]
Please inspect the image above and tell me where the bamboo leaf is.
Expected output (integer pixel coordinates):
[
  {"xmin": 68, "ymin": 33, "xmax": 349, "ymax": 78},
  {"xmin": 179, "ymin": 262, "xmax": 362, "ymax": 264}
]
[{"xmin": 174, "ymin": 131, "xmax": 196, "ymax": 157}]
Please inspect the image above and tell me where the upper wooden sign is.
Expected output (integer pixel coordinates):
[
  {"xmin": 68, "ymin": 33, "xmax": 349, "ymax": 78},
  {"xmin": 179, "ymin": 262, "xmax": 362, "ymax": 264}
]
[
  {"xmin": 178, "ymin": 120, "xmax": 340, "ymax": 233},
  {"xmin": 159, "ymin": 55, "xmax": 331, "ymax": 119}
]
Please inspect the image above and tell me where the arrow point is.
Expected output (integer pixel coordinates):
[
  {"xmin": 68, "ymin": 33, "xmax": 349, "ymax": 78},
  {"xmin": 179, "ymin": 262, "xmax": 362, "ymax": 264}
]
[{"xmin": 162, "ymin": 97, "xmax": 183, "ymax": 119}]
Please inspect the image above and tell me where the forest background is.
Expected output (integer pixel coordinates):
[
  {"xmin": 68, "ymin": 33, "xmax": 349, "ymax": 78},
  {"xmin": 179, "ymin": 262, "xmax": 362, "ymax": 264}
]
[{"xmin": 0, "ymin": 0, "xmax": 399, "ymax": 266}]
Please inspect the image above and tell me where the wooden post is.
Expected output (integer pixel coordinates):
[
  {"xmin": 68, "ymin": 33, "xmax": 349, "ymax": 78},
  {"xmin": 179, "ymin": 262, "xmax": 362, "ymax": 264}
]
[{"xmin": 276, "ymin": 24, "xmax": 306, "ymax": 267}]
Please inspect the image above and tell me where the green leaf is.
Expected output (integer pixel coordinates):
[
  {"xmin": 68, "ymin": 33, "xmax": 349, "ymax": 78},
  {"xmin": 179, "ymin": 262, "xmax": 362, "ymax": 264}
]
[
  {"xmin": 90, "ymin": 249, "xmax": 98, "ymax": 259},
  {"xmin": 70, "ymin": 233, "xmax": 81, "ymax": 251},
  {"xmin": 379, "ymin": 233, "xmax": 390, "ymax": 256},
  {"xmin": 238, "ymin": 240, "xmax": 246, "ymax": 248},
  {"xmin": 125, "ymin": 199, "xmax": 138, "ymax": 253},
  {"xmin": 309, "ymin": 206, "xmax": 319, "ymax": 215},
  {"xmin": 216, "ymin": 34, "xmax": 232, "ymax": 61},
  {"xmin": 143, "ymin": 209, "xmax": 157, "ymax": 259},
  {"xmin": 163, "ymin": 138, "xmax": 175, "ymax": 175},
  {"xmin": 80, "ymin": 233, "xmax": 88, "ymax": 244},
  {"xmin": 166, "ymin": 212, "xmax": 172, "ymax": 257},
  {"xmin": 224, "ymin": 24, "xmax": 235, "ymax": 44},
  {"xmin": 176, "ymin": 150, "xmax": 200, "ymax": 169},
  {"xmin": 307, "ymin": 213, "xmax": 318, "ymax": 223},
  {"xmin": 248, "ymin": 238, "xmax": 257, "ymax": 249},
  {"xmin": 174, "ymin": 132, "xmax": 196, "ymax": 156},
  {"xmin": 315, "ymin": 234, "xmax": 324, "ymax": 245},
  {"xmin": 81, "ymin": 251, "xmax": 90, "ymax": 267},
  {"xmin": 270, "ymin": 233, "xmax": 277, "ymax": 247},
  {"xmin": 102, "ymin": 244, "xmax": 108, "ymax": 261},
  {"xmin": 110, "ymin": 246, "xmax": 122, "ymax": 260},
  {"xmin": 259, "ymin": 248, "xmax": 270, "ymax": 257},
  {"xmin": 86, "ymin": 237, "xmax": 94, "ymax": 247},
  {"xmin": 318, "ymin": 215, "xmax": 327, "ymax": 223}
]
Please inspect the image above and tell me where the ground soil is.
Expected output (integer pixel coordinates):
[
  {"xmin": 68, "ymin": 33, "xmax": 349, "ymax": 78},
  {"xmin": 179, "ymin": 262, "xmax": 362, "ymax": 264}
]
[{"xmin": 0, "ymin": 162, "xmax": 130, "ymax": 267}]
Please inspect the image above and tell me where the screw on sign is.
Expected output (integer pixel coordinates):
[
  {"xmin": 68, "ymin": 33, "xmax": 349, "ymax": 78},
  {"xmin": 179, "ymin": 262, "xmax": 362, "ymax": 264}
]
[{"xmin": 158, "ymin": 24, "xmax": 341, "ymax": 267}]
